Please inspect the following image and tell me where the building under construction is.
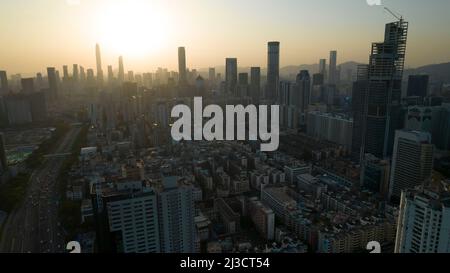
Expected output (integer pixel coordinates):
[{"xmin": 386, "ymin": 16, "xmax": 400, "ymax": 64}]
[{"xmin": 352, "ymin": 16, "xmax": 409, "ymax": 162}]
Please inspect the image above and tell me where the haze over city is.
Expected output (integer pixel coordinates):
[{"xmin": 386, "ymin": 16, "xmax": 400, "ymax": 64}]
[
  {"xmin": 1, "ymin": 0, "xmax": 450, "ymax": 75},
  {"xmin": 1, "ymin": 0, "xmax": 450, "ymax": 260}
]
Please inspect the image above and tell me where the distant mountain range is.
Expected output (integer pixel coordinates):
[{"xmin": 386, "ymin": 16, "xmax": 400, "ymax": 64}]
[
  {"xmin": 199, "ymin": 61, "xmax": 450, "ymax": 83},
  {"xmin": 404, "ymin": 62, "xmax": 450, "ymax": 83}
]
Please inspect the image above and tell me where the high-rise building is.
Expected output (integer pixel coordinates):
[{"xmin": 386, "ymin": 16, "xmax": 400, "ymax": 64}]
[
  {"xmin": 239, "ymin": 73, "xmax": 248, "ymax": 85},
  {"xmin": 312, "ymin": 73, "xmax": 324, "ymax": 86},
  {"xmin": 395, "ymin": 182, "xmax": 450, "ymax": 253},
  {"xmin": 306, "ymin": 111, "xmax": 353, "ymax": 150},
  {"xmin": 47, "ymin": 67, "xmax": 58, "ymax": 100},
  {"xmin": 360, "ymin": 154, "xmax": 390, "ymax": 197},
  {"xmin": 328, "ymin": 51, "xmax": 337, "ymax": 84},
  {"xmin": 407, "ymin": 75, "xmax": 429, "ymax": 98},
  {"xmin": 96, "ymin": 43, "xmax": 104, "ymax": 86},
  {"xmin": 250, "ymin": 67, "xmax": 261, "ymax": 103},
  {"xmin": 266, "ymin": 41, "xmax": 280, "ymax": 102},
  {"xmin": 21, "ymin": 78, "xmax": 34, "ymax": 94},
  {"xmin": 208, "ymin": 68, "xmax": 215, "ymax": 83},
  {"xmin": 279, "ymin": 81, "xmax": 294, "ymax": 129},
  {"xmin": 296, "ymin": 70, "xmax": 311, "ymax": 115},
  {"xmin": 128, "ymin": 71, "xmax": 134, "ymax": 82},
  {"xmin": 63, "ymin": 65, "xmax": 69, "ymax": 83},
  {"xmin": 118, "ymin": 56, "xmax": 125, "ymax": 83},
  {"xmin": 178, "ymin": 47, "xmax": 187, "ymax": 85},
  {"xmin": 79, "ymin": 66, "xmax": 86, "ymax": 83},
  {"xmin": 225, "ymin": 58, "xmax": 237, "ymax": 95},
  {"xmin": 86, "ymin": 69, "xmax": 95, "ymax": 87},
  {"xmin": 432, "ymin": 104, "xmax": 450, "ymax": 151},
  {"xmin": 55, "ymin": 70, "xmax": 61, "ymax": 86},
  {"xmin": 4, "ymin": 94, "xmax": 32, "ymax": 124},
  {"xmin": 312, "ymin": 73, "xmax": 325, "ymax": 104},
  {"xmin": 36, "ymin": 73, "xmax": 43, "ymax": 90},
  {"xmin": 351, "ymin": 19, "xmax": 408, "ymax": 161},
  {"xmin": 73, "ymin": 64, "xmax": 79, "ymax": 83},
  {"xmin": 92, "ymin": 180, "xmax": 161, "ymax": 253},
  {"xmin": 108, "ymin": 65, "xmax": 114, "ymax": 83},
  {"xmin": 389, "ymin": 130, "xmax": 434, "ymax": 202},
  {"xmin": 319, "ymin": 59, "xmax": 327, "ymax": 80},
  {"xmin": 157, "ymin": 176, "xmax": 196, "ymax": 253},
  {"xmin": 0, "ymin": 133, "xmax": 7, "ymax": 172},
  {"xmin": 0, "ymin": 70, "xmax": 9, "ymax": 95}
]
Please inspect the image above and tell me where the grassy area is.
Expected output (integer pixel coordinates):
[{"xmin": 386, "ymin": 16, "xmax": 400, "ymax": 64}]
[{"xmin": 0, "ymin": 172, "xmax": 31, "ymax": 213}]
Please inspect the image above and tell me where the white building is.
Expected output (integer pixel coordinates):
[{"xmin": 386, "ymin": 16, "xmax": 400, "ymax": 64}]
[
  {"xmin": 306, "ymin": 111, "xmax": 353, "ymax": 151},
  {"xmin": 395, "ymin": 183, "xmax": 450, "ymax": 253},
  {"xmin": 103, "ymin": 184, "xmax": 160, "ymax": 253},
  {"xmin": 157, "ymin": 176, "xmax": 197, "ymax": 253}
]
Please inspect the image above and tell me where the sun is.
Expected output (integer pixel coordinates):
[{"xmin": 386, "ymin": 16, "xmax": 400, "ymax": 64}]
[{"xmin": 96, "ymin": 0, "xmax": 171, "ymax": 58}]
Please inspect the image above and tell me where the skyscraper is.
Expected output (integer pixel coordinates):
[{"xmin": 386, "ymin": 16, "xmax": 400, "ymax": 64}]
[
  {"xmin": 279, "ymin": 81, "xmax": 298, "ymax": 129},
  {"xmin": 407, "ymin": 75, "xmax": 429, "ymax": 98},
  {"xmin": 395, "ymin": 182, "xmax": 450, "ymax": 253},
  {"xmin": 208, "ymin": 68, "xmax": 216, "ymax": 83},
  {"xmin": 328, "ymin": 51, "xmax": 337, "ymax": 85},
  {"xmin": 96, "ymin": 43, "xmax": 104, "ymax": 86},
  {"xmin": 250, "ymin": 67, "xmax": 261, "ymax": 104},
  {"xmin": 388, "ymin": 130, "xmax": 434, "ymax": 202},
  {"xmin": 319, "ymin": 59, "xmax": 327, "ymax": 80},
  {"xmin": 36, "ymin": 73, "xmax": 43, "ymax": 90},
  {"xmin": 225, "ymin": 58, "xmax": 237, "ymax": 95},
  {"xmin": 47, "ymin": 67, "xmax": 58, "ymax": 100},
  {"xmin": 118, "ymin": 56, "xmax": 125, "ymax": 83},
  {"xmin": 360, "ymin": 154, "xmax": 391, "ymax": 197},
  {"xmin": 296, "ymin": 70, "xmax": 311, "ymax": 116},
  {"xmin": 21, "ymin": 78, "xmax": 35, "ymax": 94},
  {"xmin": 0, "ymin": 71, "xmax": 9, "ymax": 95},
  {"xmin": 266, "ymin": 41, "xmax": 280, "ymax": 102},
  {"xmin": 63, "ymin": 65, "xmax": 69, "ymax": 83},
  {"xmin": 73, "ymin": 64, "xmax": 79, "ymax": 83},
  {"xmin": 312, "ymin": 73, "xmax": 325, "ymax": 103},
  {"xmin": 351, "ymin": 19, "xmax": 409, "ymax": 161},
  {"xmin": 79, "ymin": 66, "xmax": 86, "ymax": 83},
  {"xmin": 107, "ymin": 65, "xmax": 114, "ymax": 83},
  {"xmin": 178, "ymin": 47, "xmax": 187, "ymax": 85}
]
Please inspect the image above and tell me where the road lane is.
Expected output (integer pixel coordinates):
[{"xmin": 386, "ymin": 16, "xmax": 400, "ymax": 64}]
[{"xmin": 0, "ymin": 125, "xmax": 82, "ymax": 253}]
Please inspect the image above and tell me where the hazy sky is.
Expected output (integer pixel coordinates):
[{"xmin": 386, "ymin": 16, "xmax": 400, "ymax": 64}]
[{"xmin": 1, "ymin": 0, "xmax": 450, "ymax": 75}]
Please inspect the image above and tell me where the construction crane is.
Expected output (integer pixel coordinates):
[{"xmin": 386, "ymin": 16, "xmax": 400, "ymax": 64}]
[{"xmin": 384, "ymin": 7, "xmax": 403, "ymax": 21}]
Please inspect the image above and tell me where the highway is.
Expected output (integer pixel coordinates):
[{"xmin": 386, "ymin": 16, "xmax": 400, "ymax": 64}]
[{"xmin": 0, "ymin": 124, "xmax": 82, "ymax": 253}]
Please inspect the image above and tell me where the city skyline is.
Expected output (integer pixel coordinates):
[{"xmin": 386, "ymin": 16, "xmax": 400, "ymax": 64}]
[
  {"xmin": 1, "ymin": 0, "xmax": 450, "ymax": 75},
  {"xmin": 1, "ymin": 0, "xmax": 450, "ymax": 257}
]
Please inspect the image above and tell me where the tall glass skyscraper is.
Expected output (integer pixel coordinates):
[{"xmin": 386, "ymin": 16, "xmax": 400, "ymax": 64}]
[
  {"xmin": 178, "ymin": 47, "xmax": 187, "ymax": 85},
  {"xmin": 118, "ymin": 56, "xmax": 125, "ymax": 83},
  {"xmin": 225, "ymin": 58, "xmax": 237, "ymax": 96},
  {"xmin": 328, "ymin": 51, "xmax": 337, "ymax": 85},
  {"xmin": 96, "ymin": 43, "xmax": 104, "ymax": 86},
  {"xmin": 266, "ymin": 42, "xmax": 280, "ymax": 102}
]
